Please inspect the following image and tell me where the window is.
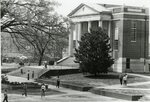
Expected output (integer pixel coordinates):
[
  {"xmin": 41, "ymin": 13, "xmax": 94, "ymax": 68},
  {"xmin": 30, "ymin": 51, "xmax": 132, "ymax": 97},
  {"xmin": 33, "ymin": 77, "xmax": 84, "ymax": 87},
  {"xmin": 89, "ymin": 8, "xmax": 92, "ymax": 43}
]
[
  {"xmin": 131, "ymin": 21, "xmax": 137, "ymax": 42},
  {"xmin": 114, "ymin": 21, "xmax": 119, "ymax": 50},
  {"xmin": 114, "ymin": 40, "xmax": 118, "ymax": 50},
  {"xmin": 126, "ymin": 58, "xmax": 130, "ymax": 69}
]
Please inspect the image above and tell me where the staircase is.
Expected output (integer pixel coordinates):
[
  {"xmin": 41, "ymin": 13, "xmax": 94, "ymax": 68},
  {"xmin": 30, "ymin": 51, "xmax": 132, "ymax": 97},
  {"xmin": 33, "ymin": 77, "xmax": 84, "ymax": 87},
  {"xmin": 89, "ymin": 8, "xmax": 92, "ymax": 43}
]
[{"xmin": 57, "ymin": 56, "xmax": 79, "ymax": 67}]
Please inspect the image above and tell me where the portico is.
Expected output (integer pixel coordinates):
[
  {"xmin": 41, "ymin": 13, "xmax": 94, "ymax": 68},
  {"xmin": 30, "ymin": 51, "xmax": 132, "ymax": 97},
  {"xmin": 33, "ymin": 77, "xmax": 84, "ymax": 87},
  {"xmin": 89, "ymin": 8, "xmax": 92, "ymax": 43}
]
[{"xmin": 68, "ymin": 4, "xmax": 112, "ymax": 55}]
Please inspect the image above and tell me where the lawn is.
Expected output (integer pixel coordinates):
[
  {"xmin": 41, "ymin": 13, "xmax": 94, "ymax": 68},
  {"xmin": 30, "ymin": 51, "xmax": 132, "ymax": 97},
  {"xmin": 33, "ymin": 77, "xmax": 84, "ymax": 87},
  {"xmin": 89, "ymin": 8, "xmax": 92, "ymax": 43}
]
[{"xmin": 54, "ymin": 73, "xmax": 150, "ymax": 87}]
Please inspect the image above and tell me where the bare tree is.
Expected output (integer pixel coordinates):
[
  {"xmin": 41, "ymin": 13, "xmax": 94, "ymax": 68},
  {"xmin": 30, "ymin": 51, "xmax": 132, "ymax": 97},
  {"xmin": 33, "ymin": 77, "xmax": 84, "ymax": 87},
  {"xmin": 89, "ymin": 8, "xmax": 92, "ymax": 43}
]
[{"xmin": 1, "ymin": 0, "xmax": 70, "ymax": 65}]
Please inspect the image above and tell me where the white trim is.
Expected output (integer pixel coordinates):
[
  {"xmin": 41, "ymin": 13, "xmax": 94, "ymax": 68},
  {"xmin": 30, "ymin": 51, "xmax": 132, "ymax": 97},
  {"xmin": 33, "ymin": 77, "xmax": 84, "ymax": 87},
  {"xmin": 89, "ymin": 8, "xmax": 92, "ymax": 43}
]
[
  {"xmin": 112, "ymin": 18, "xmax": 149, "ymax": 21},
  {"xmin": 112, "ymin": 12, "xmax": 147, "ymax": 16},
  {"xmin": 127, "ymin": 8, "xmax": 142, "ymax": 12}
]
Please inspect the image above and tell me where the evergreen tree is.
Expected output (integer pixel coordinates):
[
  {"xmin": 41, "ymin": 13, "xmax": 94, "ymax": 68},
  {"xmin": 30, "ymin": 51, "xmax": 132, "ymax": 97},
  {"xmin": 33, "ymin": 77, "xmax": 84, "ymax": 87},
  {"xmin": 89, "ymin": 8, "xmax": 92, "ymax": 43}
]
[{"xmin": 74, "ymin": 27, "xmax": 114, "ymax": 75}]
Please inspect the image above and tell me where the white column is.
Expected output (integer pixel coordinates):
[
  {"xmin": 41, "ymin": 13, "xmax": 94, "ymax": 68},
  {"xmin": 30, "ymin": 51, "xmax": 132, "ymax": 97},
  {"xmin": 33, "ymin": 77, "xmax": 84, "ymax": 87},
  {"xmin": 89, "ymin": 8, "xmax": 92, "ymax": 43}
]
[
  {"xmin": 76, "ymin": 22, "xmax": 81, "ymax": 48},
  {"xmin": 69, "ymin": 24, "xmax": 74, "ymax": 56},
  {"xmin": 108, "ymin": 21, "xmax": 111, "ymax": 37},
  {"xmin": 75, "ymin": 23, "xmax": 78, "ymax": 48},
  {"xmin": 88, "ymin": 21, "xmax": 91, "ymax": 33},
  {"xmin": 99, "ymin": 20, "xmax": 103, "ymax": 28}
]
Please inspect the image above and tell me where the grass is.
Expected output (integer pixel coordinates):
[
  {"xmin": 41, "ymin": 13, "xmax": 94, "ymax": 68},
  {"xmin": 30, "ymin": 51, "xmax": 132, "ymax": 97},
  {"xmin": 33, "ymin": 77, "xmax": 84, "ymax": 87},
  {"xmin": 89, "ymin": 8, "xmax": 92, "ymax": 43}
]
[{"xmin": 54, "ymin": 73, "xmax": 150, "ymax": 87}]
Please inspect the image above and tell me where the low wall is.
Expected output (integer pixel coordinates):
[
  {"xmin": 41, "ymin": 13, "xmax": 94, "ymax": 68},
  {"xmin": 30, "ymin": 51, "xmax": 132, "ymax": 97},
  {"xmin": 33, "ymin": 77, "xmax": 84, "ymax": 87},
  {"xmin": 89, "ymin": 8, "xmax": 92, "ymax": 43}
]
[{"xmin": 90, "ymin": 88, "xmax": 143, "ymax": 101}]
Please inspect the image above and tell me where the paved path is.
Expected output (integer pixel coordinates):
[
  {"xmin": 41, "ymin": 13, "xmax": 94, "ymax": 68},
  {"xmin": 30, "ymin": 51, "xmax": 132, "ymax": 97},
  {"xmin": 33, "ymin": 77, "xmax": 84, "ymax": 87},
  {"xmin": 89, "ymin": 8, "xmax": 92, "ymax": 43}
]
[
  {"xmin": 1, "ymin": 75, "xmax": 131, "ymax": 102},
  {"xmin": 2, "ymin": 72, "xmax": 150, "ymax": 101},
  {"xmin": 97, "ymin": 73, "xmax": 150, "ymax": 89},
  {"xmin": 95, "ymin": 73, "xmax": 150, "ymax": 101}
]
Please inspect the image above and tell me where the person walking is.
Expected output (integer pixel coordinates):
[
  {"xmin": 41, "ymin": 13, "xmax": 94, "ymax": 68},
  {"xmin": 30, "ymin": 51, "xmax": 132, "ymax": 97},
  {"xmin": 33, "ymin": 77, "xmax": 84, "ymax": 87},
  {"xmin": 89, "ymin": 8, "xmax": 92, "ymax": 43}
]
[
  {"xmin": 44, "ymin": 61, "xmax": 47, "ymax": 68},
  {"xmin": 41, "ymin": 83, "xmax": 46, "ymax": 98},
  {"xmin": 21, "ymin": 68, "xmax": 23, "ymax": 74},
  {"xmin": 56, "ymin": 76, "xmax": 60, "ymax": 88},
  {"xmin": 22, "ymin": 83, "xmax": 27, "ymax": 97},
  {"xmin": 123, "ymin": 73, "xmax": 128, "ymax": 86},
  {"xmin": 3, "ymin": 89, "xmax": 8, "ymax": 102},
  {"xmin": 32, "ymin": 71, "xmax": 34, "ymax": 79},
  {"xmin": 119, "ymin": 73, "xmax": 123, "ymax": 85},
  {"xmin": 27, "ymin": 70, "xmax": 30, "ymax": 80}
]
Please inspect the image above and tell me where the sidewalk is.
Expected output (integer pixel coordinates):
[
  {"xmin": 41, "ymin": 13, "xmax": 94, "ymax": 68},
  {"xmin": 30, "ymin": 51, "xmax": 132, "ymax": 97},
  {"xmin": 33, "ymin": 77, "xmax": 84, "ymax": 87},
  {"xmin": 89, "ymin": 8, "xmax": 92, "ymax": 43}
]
[
  {"xmin": 2, "ymin": 75, "xmax": 131, "ymax": 102},
  {"xmin": 2, "ymin": 72, "xmax": 150, "ymax": 101},
  {"xmin": 96, "ymin": 73, "xmax": 150, "ymax": 89}
]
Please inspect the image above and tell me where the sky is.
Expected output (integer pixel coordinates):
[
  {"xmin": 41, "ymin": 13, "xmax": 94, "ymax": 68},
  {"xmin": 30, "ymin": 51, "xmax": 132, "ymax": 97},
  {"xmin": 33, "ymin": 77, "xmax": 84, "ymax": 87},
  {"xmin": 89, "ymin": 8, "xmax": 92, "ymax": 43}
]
[{"xmin": 55, "ymin": 0, "xmax": 150, "ymax": 16}]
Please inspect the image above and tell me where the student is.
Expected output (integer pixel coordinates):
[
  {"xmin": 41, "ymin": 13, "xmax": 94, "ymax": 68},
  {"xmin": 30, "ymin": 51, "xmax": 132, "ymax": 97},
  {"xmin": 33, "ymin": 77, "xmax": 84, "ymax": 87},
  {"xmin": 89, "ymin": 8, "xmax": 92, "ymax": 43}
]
[
  {"xmin": 123, "ymin": 73, "xmax": 128, "ymax": 86},
  {"xmin": 41, "ymin": 83, "xmax": 46, "ymax": 98},
  {"xmin": 56, "ymin": 76, "xmax": 60, "ymax": 88},
  {"xmin": 27, "ymin": 70, "xmax": 30, "ymax": 80},
  {"xmin": 44, "ymin": 61, "xmax": 47, "ymax": 68},
  {"xmin": 32, "ymin": 71, "xmax": 34, "ymax": 79},
  {"xmin": 21, "ymin": 68, "xmax": 23, "ymax": 74},
  {"xmin": 3, "ymin": 89, "xmax": 8, "ymax": 102},
  {"xmin": 119, "ymin": 73, "xmax": 123, "ymax": 85},
  {"xmin": 22, "ymin": 83, "xmax": 27, "ymax": 97}
]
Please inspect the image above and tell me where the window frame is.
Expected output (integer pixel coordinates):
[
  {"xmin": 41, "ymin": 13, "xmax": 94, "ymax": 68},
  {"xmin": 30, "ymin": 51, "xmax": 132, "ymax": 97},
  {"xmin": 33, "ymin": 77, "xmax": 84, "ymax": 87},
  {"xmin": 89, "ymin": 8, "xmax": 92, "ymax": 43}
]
[{"xmin": 131, "ymin": 21, "xmax": 137, "ymax": 42}]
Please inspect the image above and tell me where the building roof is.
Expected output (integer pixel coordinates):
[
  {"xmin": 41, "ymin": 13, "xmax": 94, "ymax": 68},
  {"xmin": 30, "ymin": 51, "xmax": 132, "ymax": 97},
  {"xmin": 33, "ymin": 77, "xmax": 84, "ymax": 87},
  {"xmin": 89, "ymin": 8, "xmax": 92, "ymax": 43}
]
[{"xmin": 68, "ymin": 3, "xmax": 112, "ymax": 17}]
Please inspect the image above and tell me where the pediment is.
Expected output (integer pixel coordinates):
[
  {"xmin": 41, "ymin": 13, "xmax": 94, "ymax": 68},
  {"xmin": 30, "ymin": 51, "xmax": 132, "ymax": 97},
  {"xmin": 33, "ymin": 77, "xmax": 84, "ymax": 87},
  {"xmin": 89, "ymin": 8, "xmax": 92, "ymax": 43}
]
[{"xmin": 70, "ymin": 5, "xmax": 99, "ymax": 17}]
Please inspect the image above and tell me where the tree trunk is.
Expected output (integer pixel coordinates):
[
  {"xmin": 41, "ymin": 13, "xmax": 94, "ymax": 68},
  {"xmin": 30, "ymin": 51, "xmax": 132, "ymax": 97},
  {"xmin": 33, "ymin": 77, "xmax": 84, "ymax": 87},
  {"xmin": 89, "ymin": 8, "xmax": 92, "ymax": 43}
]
[{"xmin": 38, "ymin": 53, "xmax": 44, "ymax": 66}]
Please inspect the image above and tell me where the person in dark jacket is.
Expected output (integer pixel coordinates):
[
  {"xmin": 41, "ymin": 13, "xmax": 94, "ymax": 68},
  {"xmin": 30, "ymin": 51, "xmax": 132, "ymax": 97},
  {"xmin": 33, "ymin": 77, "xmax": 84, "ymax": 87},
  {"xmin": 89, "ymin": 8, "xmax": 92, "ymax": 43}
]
[
  {"xmin": 3, "ymin": 89, "xmax": 8, "ymax": 102},
  {"xmin": 32, "ymin": 71, "xmax": 34, "ymax": 79},
  {"xmin": 119, "ymin": 73, "xmax": 124, "ymax": 85},
  {"xmin": 27, "ymin": 70, "xmax": 30, "ymax": 80},
  {"xmin": 56, "ymin": 76, "xmax": 60, "ymax": 88}
]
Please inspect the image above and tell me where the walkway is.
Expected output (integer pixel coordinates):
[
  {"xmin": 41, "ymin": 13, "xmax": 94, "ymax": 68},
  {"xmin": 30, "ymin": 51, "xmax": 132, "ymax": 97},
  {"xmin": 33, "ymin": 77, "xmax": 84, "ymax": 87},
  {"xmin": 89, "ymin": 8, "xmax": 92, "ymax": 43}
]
[
  {"xmin": 97, "ymin": 73, "xmax": 150, "ymax": 89},
  {"xmin": 2, "ymin": 72, "xmax": 150, "ymax": 101},
  {"xmin": 2, "ymin": 75, "xmax": 130, "ymax": 102},
  {"xmin": 95, "ymin": 73, "xmax": 150, "ymax": 101}
]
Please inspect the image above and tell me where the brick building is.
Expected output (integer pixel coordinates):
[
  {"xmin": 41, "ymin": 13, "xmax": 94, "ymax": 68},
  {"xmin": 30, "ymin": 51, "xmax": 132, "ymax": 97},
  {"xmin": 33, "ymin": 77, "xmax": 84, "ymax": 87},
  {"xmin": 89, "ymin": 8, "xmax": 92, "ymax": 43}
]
[{"xmin": 67, "ymin": 3, "xmax": 149, "ymax": 72}]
